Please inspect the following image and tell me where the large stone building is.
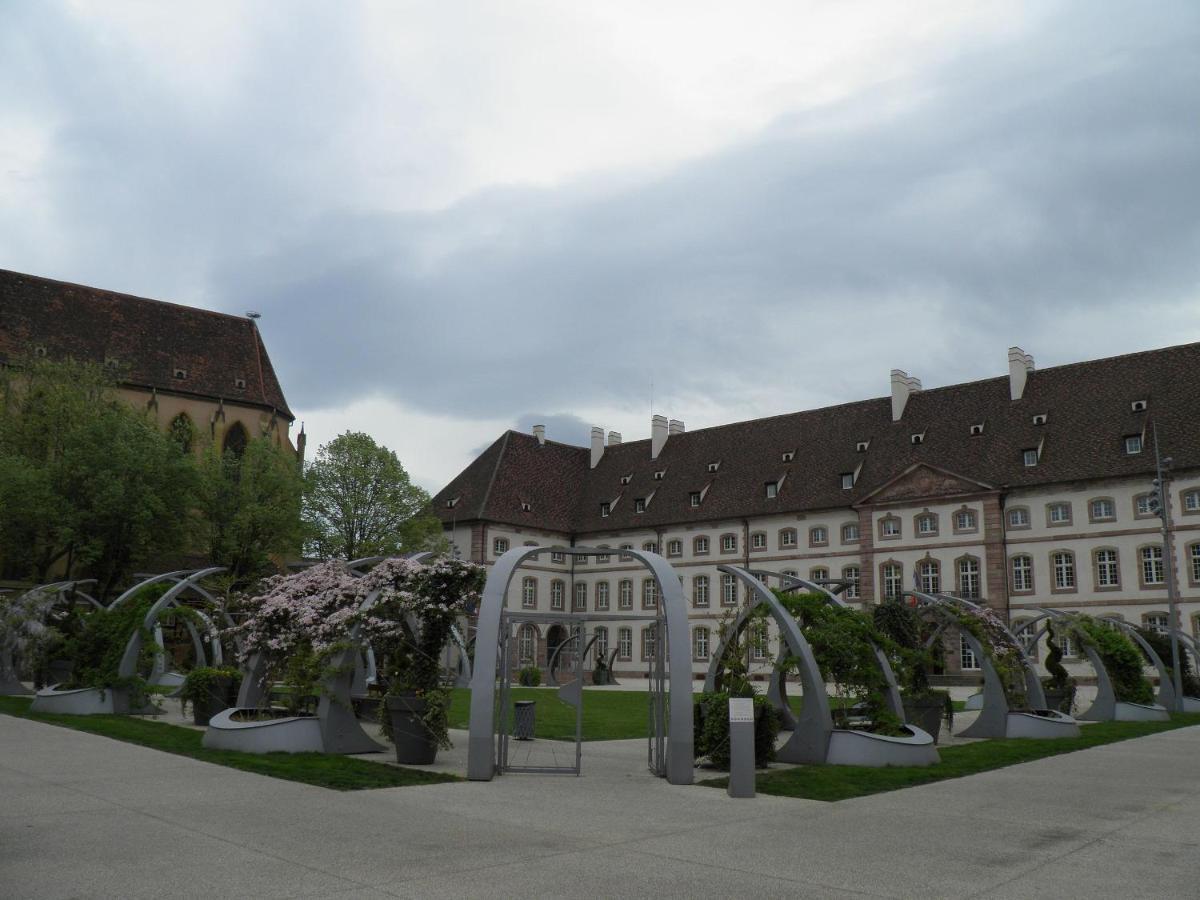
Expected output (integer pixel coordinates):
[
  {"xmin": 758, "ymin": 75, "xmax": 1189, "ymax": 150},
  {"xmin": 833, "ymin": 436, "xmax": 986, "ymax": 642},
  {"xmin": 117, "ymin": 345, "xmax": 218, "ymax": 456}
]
[{"xmin": 432, "ymin": 343, "xmax": 1200, "ymax": 679}]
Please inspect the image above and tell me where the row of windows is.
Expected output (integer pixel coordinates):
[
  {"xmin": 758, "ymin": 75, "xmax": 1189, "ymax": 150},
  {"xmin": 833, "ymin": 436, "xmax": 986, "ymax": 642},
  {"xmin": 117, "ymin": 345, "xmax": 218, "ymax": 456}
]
[
  {"xmin": 1007, "ymin": 490, "xmax": 1200, "ymax": 530},
  {"xmin": 494, "ymin": 525, "xmax": 865, "ymax": 559},
  {"xmin": 877, "ymin": 557, "xmax": 981, "ymax": 599},
  {"xmin": 877, "ymin": 509, "xmax": 978, "ymax": 540},
  {"xmin": 514, "ymin": 624, "xmax": 719, "ymax": 663},
  {"xmin": 1009, "ymin": 544, "xmax": 1195, "ymax": 593}
]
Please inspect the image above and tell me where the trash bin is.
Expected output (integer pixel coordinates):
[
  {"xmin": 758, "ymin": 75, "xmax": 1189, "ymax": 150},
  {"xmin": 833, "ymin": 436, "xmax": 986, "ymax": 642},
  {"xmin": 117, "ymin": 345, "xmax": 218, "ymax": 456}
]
[{"xmin": 513, "ymin": 700, "xmax": 536, "ymax": 740}]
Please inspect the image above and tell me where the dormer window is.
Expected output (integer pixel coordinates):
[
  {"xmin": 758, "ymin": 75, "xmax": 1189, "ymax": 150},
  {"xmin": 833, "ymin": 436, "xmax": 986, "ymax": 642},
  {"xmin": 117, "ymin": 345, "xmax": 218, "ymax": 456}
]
[
  {"xmin": 1131, "ymin": 400, "xmax": 1147, "ymax": 412},
  {"xmin": 600, "ymin": 502, "xmax": 611, "ymax": 517},
  {"xmin": 970, "ymin": 424, "xmax": 984, "ymax": 436},
  {"xmin": 1125, "ymin": 434, "xmax": 1143, "ymax": 455},
  {"xmin": 653, "ymin": 470, "xmax": 665, "ymax": 480},
  {"xmin": 104, "ymin": 356, "xmax": 119, "ymax": 369},
  {"xmin": 911, "ymin": 433, "xmax": 924, "ymax": 445},
  {"xmin": 620, "ymin": 474, "xmax": 632, "ymax": 485},
  {"xmin": 707, "ymin": 461, "xmax": 720, "ymax": 473},
  {"xmin": 521, "ymin": 501, "xmax": 531, "ymax": 512},
  {"xmin": 782, "ymin": 450, "xmax": 795, "ymax": 462},
  {"xmin": 689, "ymin": 491, "xmax": 701, "ymax": 508},
  {"xmin": 840, "ymin": 473, "xmax": 854, "ymax": 490},
  {"xmin": 1022, "ymin": 448, "xmax": 1039, "ymax": 467},
  {"xmin": 234, "ymin": 377, "xmax": 247, "ymax": 389},
  {"xmin": 34, "ymin": 345, "xmax": 47, "ymax": 358},
  {"xmin": 1032, "ymin": 414, "xmax": 1047, "ymax": 425},
  {"xmin": 634, "ymin": 498, "xmax": 646, "ymax": 514},
  {"xmin": 765, "ymin": 481, "xmax": 778, "ymax": 499},
  {"xmin": 856, "ymin": 441, "xmax": 870, "ymax": 452},
  {"xmin": 173, "ymin": 368, "xmax": 187, "ymax": 380},
  {"xmin": 445, "ymin": 497, "xmax": 459, "ymax": 509}
]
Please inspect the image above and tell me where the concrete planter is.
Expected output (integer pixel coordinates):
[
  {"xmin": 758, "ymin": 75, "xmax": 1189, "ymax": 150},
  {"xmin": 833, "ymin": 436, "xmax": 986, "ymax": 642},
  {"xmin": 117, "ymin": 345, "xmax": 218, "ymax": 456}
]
[
  {"xmin": 1042, "ymin": 687, "xmax": 1075, "ymax": 714},
  {"xmin": 1114, "ymin": 701, "xmax": 1170, "ymax": 722},
  {"xmin": 30, "ymin": 685, "xmax": 114, "ymax": 715},
  {"xmin": 1182, "ymin": 697, "xmax": 1200, "ymax": 713},
  {"xmin": 202, "ymin": 708, "xmax": 323, "ymax": 753},
  {"xmin": 1005, "ymin": 709, "xmax": 1080, "ymax": 739},
  {"xmin": 826, "ymin": 725, "xmax": 939, "ymax": 767},
  {"xmin": 903, "ymin": 697, "xmax": 947, "ymax": 745},
  {"xmin": 191, "ymin": 676, "xmax": 237, "ymax": 727},
  {"xmin": 386, "ymin": 694, "xmax": 438, "ymax": 764}
]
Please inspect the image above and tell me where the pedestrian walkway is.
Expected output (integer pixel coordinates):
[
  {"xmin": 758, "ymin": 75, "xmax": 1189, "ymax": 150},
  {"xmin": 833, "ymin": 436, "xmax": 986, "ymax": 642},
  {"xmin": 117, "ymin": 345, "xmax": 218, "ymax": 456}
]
[{"xmin": 2, "ymin": 713, "xmax": 1197, "ymax": 898}]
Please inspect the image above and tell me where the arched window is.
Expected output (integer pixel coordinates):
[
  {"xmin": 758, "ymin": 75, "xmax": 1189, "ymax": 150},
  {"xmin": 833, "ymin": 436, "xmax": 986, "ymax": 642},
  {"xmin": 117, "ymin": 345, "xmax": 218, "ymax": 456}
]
[
  {"xmin": 168, "ymin": 412, "xmax": 194, "ymax": 453},
  {"xmin": 223, "ymin": 421, "xmax": 248, "ymax": 458},
  {"xmin": 618, "ymin": 627, "xmax": 633, "ymax": 660},
  {"xmin": 918, "ymin": 559, "xmax": 940, "ymax": 593},
  {"xmin": 693, "ymin": 575, "xmax": 710, "ymax": 607},
  {"xmin": 518, "ymin": 624, "xmax": 537, "ymax": 664},
  {"xmin": 521, "ymin": 577, "xmax": 537, "ymax": 609},
  {"xmin": 573, "ymin": 582, "xmax": 587, "ymax": 610},
  {"xmin": 693, "ymin": 626, "xmax": 710, "ymax": 660},
  {"xmin": 810, "ymin": 566, "xmax": 829, "ymax": 582}
]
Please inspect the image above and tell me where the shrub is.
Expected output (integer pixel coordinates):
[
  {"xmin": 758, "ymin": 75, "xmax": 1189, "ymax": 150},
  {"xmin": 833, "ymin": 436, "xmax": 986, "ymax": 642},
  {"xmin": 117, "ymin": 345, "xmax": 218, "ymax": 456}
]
[
  {"xmin": 1075, "ymin": 617, "xmax": 1154, "ymax": 705},
  {"xmin": 518, "ymin": 665, "xmax": 542, "ymax": 687},
  {"xmin": 1136, "ymin": 626, "xmax": 1200, "ymax": 697},
  {"xmin": 179, "ymin": 666, "xmax": 242, "ymax": 717},
  {"xmin": 695, "ymin": 691, "xmax": 781, "ymax": 770}
]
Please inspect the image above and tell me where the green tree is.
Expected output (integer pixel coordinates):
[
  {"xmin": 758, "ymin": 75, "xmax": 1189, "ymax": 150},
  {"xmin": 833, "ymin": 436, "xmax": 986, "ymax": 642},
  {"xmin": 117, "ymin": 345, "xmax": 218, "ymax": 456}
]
[
  {"xmin": 302, "ymin": 431, "xmax": 443, "ymax": 560},
  {"xmin": 196, "ymin": 435, "xmax": 305, "ymax": 584},
  {"xmin": 0, "ymin": 357, "xmax": 196, "ymax": 597}
]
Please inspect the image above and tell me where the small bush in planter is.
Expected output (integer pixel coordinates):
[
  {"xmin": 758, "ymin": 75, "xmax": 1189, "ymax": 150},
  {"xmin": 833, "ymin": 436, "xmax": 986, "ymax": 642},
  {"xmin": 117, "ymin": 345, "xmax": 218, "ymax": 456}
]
[
  {"xmin": 518, "ymin": 665, "xmax": 542, "ymax": 687},
  {"xmin": 592, "ymin": 657, "xmax": 609, "ymax": 685},
  {"xmin": 179, "ymin": 666, "xmax": 242, "ymax": 725}
]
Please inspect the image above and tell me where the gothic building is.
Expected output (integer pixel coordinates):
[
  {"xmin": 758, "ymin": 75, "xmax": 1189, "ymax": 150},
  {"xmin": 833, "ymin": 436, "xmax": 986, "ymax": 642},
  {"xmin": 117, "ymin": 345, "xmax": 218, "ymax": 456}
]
[{"xmin": 432, "ymin": 342, "xmax": 1200, "ymax": 678}]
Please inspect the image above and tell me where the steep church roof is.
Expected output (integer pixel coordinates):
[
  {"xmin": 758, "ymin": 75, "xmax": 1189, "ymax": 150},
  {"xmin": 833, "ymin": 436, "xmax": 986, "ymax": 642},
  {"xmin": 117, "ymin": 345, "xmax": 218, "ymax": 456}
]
[
  {"xmin": 432, "ymin": 341, "xmax": 1200, "ymax": 534},
  {"xmin": 0, "ymin": 269, "xmax": 293, "ymax": 418}
]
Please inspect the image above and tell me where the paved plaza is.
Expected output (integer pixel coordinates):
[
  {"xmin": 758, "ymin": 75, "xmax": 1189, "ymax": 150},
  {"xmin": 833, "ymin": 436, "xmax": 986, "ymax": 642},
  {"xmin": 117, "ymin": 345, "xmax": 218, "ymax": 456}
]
[{"xmin": 2, "ymin": 711, "xmax": 1198, "ymax": 899}]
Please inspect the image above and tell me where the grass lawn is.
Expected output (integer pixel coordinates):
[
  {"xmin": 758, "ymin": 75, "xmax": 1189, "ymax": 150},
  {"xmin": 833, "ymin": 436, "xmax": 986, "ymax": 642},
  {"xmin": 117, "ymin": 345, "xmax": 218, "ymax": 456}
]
[
  {"xmin": 700, "ymin": 713, "xmax": 1200, "ymax": 802},
  {"xmin": 0, "ymin": 695, "xmax": 459, "ymax": 791}
]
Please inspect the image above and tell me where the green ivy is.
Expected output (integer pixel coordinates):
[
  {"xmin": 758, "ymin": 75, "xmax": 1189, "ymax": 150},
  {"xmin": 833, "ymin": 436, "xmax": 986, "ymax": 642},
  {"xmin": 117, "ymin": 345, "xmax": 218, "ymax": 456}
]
[
  {"xmin": 179, "ymin": 666, "xmax": 242, "ymax": 717},
  {"xmin": 1135, "ymin": 626, "xmax": 1200, "ymax": 697},
  {"xmin": 1075, "ymin": 617, "xmax": 1154, "ymax": 705},
  {"xmin": 694, "ymin": 691, "xmax": 781, "ymax": 769}
]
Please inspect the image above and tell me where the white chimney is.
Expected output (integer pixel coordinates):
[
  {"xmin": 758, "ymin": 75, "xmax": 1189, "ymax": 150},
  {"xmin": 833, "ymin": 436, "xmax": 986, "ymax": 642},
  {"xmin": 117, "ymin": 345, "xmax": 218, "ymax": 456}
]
[
  {"xmin": 668, "ymin": 419, "xmax": 684, "ymax": 436},
  {"xmin": 1008, "ymin": 347, "xmax": 1035, "ymax": 400},
  {"xmin": 651, "ymin": 414, "xmax": 669, "ymax": 459},
  {"xmin": 607, "ymin": 430, "xmax": 622, "ymax": 446},
  {"xmin": 532, "ymin": 424, "xmax": 545, "ymax": 445},
  {"xmin": 890, "ymin": 369, "xmax": 922, "ymax": 422},
  {"xmin": 590, "ymin": 426, "xmax": 605, "ymax": 468}
]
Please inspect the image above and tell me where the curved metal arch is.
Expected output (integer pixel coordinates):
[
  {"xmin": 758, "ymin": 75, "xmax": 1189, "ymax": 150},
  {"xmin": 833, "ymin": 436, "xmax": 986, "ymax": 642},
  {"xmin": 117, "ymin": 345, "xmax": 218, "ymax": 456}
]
[
  {"xmin": 1097, "ymin": 618, "xmax": 1176, "ymax": 710},
  {"xmin": 117, "ymin": 568, "xmax": 226, "ymax": 681},
  {"xmin": 468, "ymin": 545, "xmax": 694, "ymax": 784},
  {"xmin": 1, "ymin": 580, "xmax": 100, "ymax": 695},
  {"xmin": 1021, "ymin": 608, "xmax": 1121, "ymax": 722},
  {"xmin": 109, "ymin": 570, "xmax": 201, "ymax": 609},
  {"xmin": 709, "ymin": 566, "xmax": 834, "ymax": 764}
]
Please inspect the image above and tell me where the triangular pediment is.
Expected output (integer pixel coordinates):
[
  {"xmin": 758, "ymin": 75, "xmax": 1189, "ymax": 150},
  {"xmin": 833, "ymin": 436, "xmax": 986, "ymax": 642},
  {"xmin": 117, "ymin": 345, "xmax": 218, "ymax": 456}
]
[{"xmin": 856, "ymin": 463, "xmax": 996, "ymax": 506}]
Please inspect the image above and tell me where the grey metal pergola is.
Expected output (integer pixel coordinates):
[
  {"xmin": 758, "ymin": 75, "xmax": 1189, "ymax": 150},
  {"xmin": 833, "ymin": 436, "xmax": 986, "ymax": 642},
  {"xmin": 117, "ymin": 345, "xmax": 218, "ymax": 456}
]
[
  {"xmin": 0, "ymin": 580, "xmax": 100, "ymax": 695},
  {"xmin": 467, "ymin": 545, "xmax": 694, "ymax": 785}
]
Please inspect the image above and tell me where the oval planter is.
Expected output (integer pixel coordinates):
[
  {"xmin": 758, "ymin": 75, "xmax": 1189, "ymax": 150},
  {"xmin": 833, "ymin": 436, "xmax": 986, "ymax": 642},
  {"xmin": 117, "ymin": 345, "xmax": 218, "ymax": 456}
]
[
  {"xmin": 826, "ymin": 725, "xmax": 940, "ymax": 767},
  {"xmin": 1005, "ymin": 709, "xmax": 1080, "ymax": 739},
  {"xmin": 1114, "ymin": 701, "xmax": 1170, "ymax": 722},
  {"xmin": 1182, "ymin": 697, "xmax": 1200, "ymax": 713},
  {"xmin": 30, "ymin": 685, "xmax": 114, "ymax": 715},
  {"xmin": 202, "ymin": 708, "xmax": 323, "ymax": 753},
  {"xmin": 385, "ymin": 694, "xmax": 439, "ymax": 764}
]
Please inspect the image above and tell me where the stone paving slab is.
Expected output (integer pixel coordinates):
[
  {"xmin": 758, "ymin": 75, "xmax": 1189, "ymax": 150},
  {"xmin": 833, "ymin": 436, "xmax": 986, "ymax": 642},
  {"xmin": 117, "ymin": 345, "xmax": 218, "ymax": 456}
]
[{"xmin": 3, "ymin": 712, "xmax": 1199, "ymax": 899}]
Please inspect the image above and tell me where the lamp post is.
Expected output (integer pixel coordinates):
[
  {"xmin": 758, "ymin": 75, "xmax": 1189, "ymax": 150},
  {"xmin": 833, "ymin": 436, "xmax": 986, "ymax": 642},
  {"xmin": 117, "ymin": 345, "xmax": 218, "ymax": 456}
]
[{"xmin": 1151, "ymin": 424, "xmax": 1184, "ymax": 712}]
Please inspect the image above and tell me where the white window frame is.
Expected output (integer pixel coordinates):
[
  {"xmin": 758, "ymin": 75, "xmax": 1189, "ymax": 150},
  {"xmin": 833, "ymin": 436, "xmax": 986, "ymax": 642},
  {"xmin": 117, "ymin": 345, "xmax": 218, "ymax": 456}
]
[
  {"xmin": 693, "ymin": 627, "xmax": 710, "ymax": 660},
  {"xmin": 618, "ymin": 627, "xmax": 632, "ymax": 660},
  {"xmin": 842, "ymin": 522, "xmax": 859, "ymax": 543},
  {"xmin": 1053, "ymin": 552, "xmax": 1076, "ymax": 589},
  {"xmin": 721, "ymin": 573, "xmax": 738, "ymax": 605},
  {"xmin": 1096, "ymin": 549, "xmax": 1120, "ymax": 587},
  {"xmin": 521, "ymin": 577, "xmax": 537, "ymax": 609},
  {"xmin": 1141, "ymin": 545, "xmax": 1165, "ymax": 585},
  {"xmin": 596, "ymin": 581, "xmax": 610, "ymax": 610},
  {"xmin": 693, "ymin": 575, "xmax": 710, "ymax": 607},
  {"xmin": 1011, "ymin": 556, "xmax": 1032, "ymax": 592},
  {"xmin": 493, "ymin": 537, "xmax": 509, "ymax": 555},
  {"xmin": 1125, "ymin": 434, "xmax": 1143, "ymax": 455},
  {"xmin": 618, "ymin": 580, "xmax": 633, "ymax": 609}
]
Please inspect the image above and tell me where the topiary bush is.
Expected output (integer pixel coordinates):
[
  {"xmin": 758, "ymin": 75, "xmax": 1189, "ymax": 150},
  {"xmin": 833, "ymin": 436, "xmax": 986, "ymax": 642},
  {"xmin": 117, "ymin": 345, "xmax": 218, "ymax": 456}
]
[{"xmin": 518, "ymin": 665, "xmax": 541, "ymax": 687}]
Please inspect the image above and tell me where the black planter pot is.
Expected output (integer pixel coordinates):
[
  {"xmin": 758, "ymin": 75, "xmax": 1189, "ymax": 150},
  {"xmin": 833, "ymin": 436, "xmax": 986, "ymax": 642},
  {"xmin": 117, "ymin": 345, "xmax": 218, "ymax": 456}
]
[
  {"xmin": 192, "ymin": 676, "xmax": 237, "ymax": 727},
  {"xmin": 385, "ymin": 694, "xmax": 438, "ymax": 764},
  {"xmin": 1042, "ymin": 686, "xmax": 1075, "ymax": 714},
  {"xmin": 353, "ymin": 695, "xmax": 383, "ymax": 723},
  {"xmin": 592, "ymin": 670, "xmax": 610, "ymax": 686},
  {"xmin": 903, "ymin": 698, "xmax": 945, "ymax": 744},
  {"xmin": 47, "ymin": 660, "xmax": 74, "ymax": 687}
]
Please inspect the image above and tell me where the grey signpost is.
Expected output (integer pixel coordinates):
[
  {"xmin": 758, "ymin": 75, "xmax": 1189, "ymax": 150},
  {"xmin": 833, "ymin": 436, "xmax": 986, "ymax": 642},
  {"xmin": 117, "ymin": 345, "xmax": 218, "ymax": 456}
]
[{"xmin": 727, "ymin": 697, "xmax": 756, "ymax": 799}]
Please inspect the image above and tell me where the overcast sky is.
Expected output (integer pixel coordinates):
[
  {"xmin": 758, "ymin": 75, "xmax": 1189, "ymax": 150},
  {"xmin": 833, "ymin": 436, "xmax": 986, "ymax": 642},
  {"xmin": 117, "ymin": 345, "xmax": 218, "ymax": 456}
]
[{"xmin": 3, "ymin": 1, "xmax": 1198, "ymax": 491}]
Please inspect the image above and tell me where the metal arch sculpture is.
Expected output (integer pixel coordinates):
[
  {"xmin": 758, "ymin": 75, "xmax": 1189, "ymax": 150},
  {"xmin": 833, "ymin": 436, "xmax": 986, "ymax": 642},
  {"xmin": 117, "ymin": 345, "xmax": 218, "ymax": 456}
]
[
  {"xmin": 1, "ymin": 580, "xmax": 101, "ymax": 695},
  {"xmin": 117, "ymin": 568, "xmax": 226, "ymax": 683},
  {"xmin": 704, "ymin": 566, "xmax": 833, "ymax": 763},
  {"xmin": 468, "ymin": 545, "xmax": 694, "ymax": 785}
]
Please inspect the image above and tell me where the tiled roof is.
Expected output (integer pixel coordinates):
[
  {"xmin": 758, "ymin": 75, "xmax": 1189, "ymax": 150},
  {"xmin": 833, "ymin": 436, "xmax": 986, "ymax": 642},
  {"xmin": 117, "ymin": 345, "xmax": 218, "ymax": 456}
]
[
  {"xmin": 0, "ymin": 269, "xmax": 292, "ymax": 418},
  {"xmin": 433, "ymin": 341, "xmax": 1200, "ymax": 534}
]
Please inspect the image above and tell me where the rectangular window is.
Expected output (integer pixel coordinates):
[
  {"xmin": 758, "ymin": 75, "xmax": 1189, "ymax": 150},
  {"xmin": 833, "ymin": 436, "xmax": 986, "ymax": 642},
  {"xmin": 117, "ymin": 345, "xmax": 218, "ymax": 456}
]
[
  {"xmin": 1008, "ymin": 508, "xmax": 1030, "ymax": 527},
  {"xmin": 597, "ymin": 550, "xmax": 611, "ymax": 563},
  {"xmin": 600, "ymin": 502, "xmax": 610, "ymax": 517},
  {"xmin": 643, "ymin": 541, "xmax": 658, "ymax": 554},
  {"xmin": 1142, "ymin": 546, "xmax": 1165, "ymax": 584},
  {"xmin": 721, "ymin": 534, "xmax": 737, "ymax": 553},
  {"xmin": 919, "ymin": 561, "xmax": 940, "ymax": 593},
  {"xmin": 765, "ymin": 482, "xmax": 778, "ymax": 499},
  {"xmin": 882, "ymin": 563, "xmax": 903, "ymax": 600},
  {"xmin": 634, "ymin": 498, "xmax": 646, "ymax": 514},
  {"xmin": 810, "ymin": 526, "xmax": 828, "ymax": 546},
  {"xmin": 842, "ymin": 522, "xmax": 859, "ymax": 543},
  {"xmin": 619, "ymin": 544, "xmax": 633, "ymax": 561},
  {"xmin": 750, "ymin": 622, "xmax": 768, "ymax": 661},
  {"xmin": 751, "ymin": 532, "xmax": 766, "ymax": 550},
  {"xmin": 618, "ymin": 627, "xmax": 632, "ymax": 659},
  {"xmin": 551, "ymin": 581, "xmax": 564, "ymax": 610},
  {"xmin": 957, "ymin": 559, "xmax": 980, "ymax": 598},
  {"xmin": 722, "ymin": 573, "xmax": 738, "ymax": 605},
  {"xmin": 493, "ymin": 537, "xmax": 509, "ymax": 555},
  {"xmin": 1011, "ymin": 556, "xmax": 1032, "ymax": 592},
  {"xmin": 596, "ymin": 581, "xmax": 610, "ymax": 610},
  {"xmin": 1145, "ymin": 614, "xmax": 1168, "ymax": 633},
  {"xmin": 522, "ymin": 578, "xmax": 537, "ymax": 609},
  {"xmin": 551, "ymin": 551, "xmax": 565, "ymax": 564},
  {"xmin": 641, "ymin": 626, "xmax": 657, "ymax": 660},
  {"xmin": 618, "ymin": 580, "xmax": 633, "ymax": 609},
  {"xmin": 1053, "ymin": 552, "xmax": 1076, "ymax": 589},
  {"xmin": 1125, "ymin": 435, "xmax": 1143, "ymax": 454},
  {"xmin": 693, "ymin": 628, "xmax": 710, "ymax": 659},
  {"xmin": 955, "ymin": 511, "xmax": 975, "ymax": 531},
  {"xmin": 594, "ymin": 627, "xmax": 609, "ymax": 659},
  {"xmin": 1048, "ymin": 503, "xmax": 1071, "ymax": 524},
  {"xmin": 1135, "ymin": 495, "xmax": 1152, "ymax": 516},
  {"xmin": 881, "ymin": 518, "xmax": 900, "ymax": 537},
  {"xmin": 574, "ymin": 582, "xmax": 587, "ymax": 611},
  {"xmin": 843, "ymin": 567, "xmax": 860, "ymax": 600},
  {"xmin": 693, "ymin": 576, "xmax": 709, "ymax": 607},
  {"xmin": 1096, "ymin": 550, "xmax": 1119, "ymax": 587},
  {"xmin": 689, "ymin": 491, "xmax": 701, "ymax": 507},
  {"xmin": 695, "ymin": 536, "xmax": 709, "ymax": 554},
  {"xmin": 1185, "ymin": 490, "xmax": 1200, "ymax": 512},
  {"xmin": 1090, "ymin": 499, "xmax": 1115, "ymax": 520},
  {"xmin": 1023, "ymin": 449, "xmax": 1038, "ymax": 467},
  {"xmin": 960, "ymin": 635, "xmax": 979, "ymax": 670},
  {"xmin": 917, "ymin": 515, "xmax": 936, "ymax": 535},
  {"xmin": 1192, "ymin": 545, "xmax": 1200, "ymax": 583},
  {"xmin": 642, "ymin": 579, "xmax": 658, "ymax": 608},
  {"xmin": 780, "ymin": 529, "xmax": 796, "ymax": 548},
  {"xmin": 667, "ymin": 539, "xmax": 682, "ymax": 557}
]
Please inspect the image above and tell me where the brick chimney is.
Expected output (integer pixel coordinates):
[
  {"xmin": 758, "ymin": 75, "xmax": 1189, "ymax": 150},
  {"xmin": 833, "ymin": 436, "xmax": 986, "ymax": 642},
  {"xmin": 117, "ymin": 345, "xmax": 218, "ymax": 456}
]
[
  {"xmin": 651, "ymin": 414, "xmax": 668, "ymax": 459},
  {"xmin": 532, "ymin": 424, "xmax": 545, "ymax": 445},
  {"xmin": 1008, "ymin": 347, "xmax": 1035, "ymax": 400},
  {"xmin": 590, "ymin": 426, "xmax": 605, "ymax": 468},
  {"xmin": 890, "ymin": 370, "xmax": 922, "ymax": 421}
]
